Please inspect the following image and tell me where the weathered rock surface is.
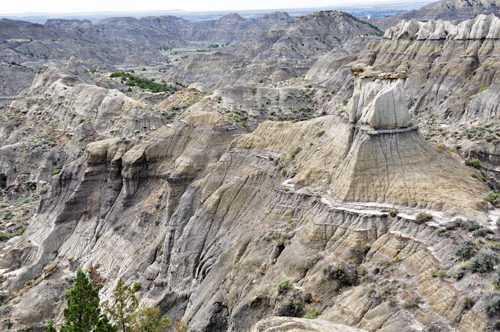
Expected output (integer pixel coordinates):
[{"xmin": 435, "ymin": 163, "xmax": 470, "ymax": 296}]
[
  {"xmin": 0, "ymin": 58, "xmax": 191, "ymax": 203},
  {"xmin": 0, "ymin": 74, "xmax": 493, "ymax": 332},
  {"xmin": 0, "ymin": 63, "xmax": 35, "ymax": 97},
  {"xmin": 251, "ymin": 317, "xmax": 367, "ymax": 332}
]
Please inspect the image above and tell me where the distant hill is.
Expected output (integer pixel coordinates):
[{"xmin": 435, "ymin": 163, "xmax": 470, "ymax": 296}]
[
  {"xmin": 380, "ymin": 0, "xmax": 500, "ymax": 25},
  {"xmin": 164, "ymin": 11, "xmax": 382, "ymax": 89}
]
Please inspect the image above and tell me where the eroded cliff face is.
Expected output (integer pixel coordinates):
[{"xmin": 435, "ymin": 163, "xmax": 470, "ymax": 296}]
[
  {"xmin": 0, "ymin": 75, "xmax": 495, "ymax": 332},
  {"xmin": 304, "ymin": 14, "xmax": 500, "ymax": 183},
  {"xmin": 0, "ymin": 57, "xmax": 195, "ymax": 208}
]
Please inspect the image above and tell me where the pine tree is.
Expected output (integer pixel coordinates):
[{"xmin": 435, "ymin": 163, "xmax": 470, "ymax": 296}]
[
  {"xmin": 102, "ymin": 277, "xmax": 139, "ymax": 332},
  {"xmin": 61, "ymin": 268, "xmax": 101, "ymax": 332},
  {"xmin": 44, "ymin": 319, "xmax": 57, "ymax": 332},
  {"xmin": 93, "ymin": 314, "xmax": 118, "ymax": 332},
  {"xmin": 132, "ymin": 307, "xmax": 170, "ymax": 332}
]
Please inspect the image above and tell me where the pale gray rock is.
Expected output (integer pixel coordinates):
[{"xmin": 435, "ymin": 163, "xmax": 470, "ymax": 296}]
[
  {"xmin": 348, "ymin": 77, "xmax": 412, "ymax": 129},
  {"xmin": 251, "ymin": 317, "xmax": 367, "ymax": 332}
]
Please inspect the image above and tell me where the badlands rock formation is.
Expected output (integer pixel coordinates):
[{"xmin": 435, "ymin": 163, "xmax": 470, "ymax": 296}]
[
  {"xmin": 0, "ymin": 58, "xmax": 190, "ymax": 204},
  {"xmin": 303, "ymin": 13, "xmax": 500, "ymax": 182},
  {"xmin": 0, "ymin": 12, "xmax": 293, "ymax": 97},
  {"xmin": 0, "ymin": 70, "xmax": 494, "ymax": 332},
  {"xmin": 164, "ymin": 11, "xmax": 383, "ymax": 90}
]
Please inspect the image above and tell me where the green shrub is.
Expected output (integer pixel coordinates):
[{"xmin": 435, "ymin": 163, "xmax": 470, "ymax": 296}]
[
  {"xmin": 315, "ymin": 130, "xmax": 325, "ymax": 137},
  {"xmin": 304, "ymin": 306, "xmax": 321, "ymax": 319},
  {"xmin": 485, "ymin": 192, "xmax": 500, "ymax": 204},
  {"xmin": 415, "ymin": 211, "xmax": 432, "ymax": 223},
  {"xmin": 404, "ymin": 296, "xmax": 421, "ymax": 309},
  {"xmin": 452, "ymin": 270, "xmax": 464, "ymax": 280},
  {"xmin": 465, "ymin": 158, "xmax": 482, "ymax": 169},
  {"xmin": 456, "ymin": 240, "xmax": 476, "ymax": 260},
  {"xmin": 1, "ymin": 210, "xmax": 13, "ymax": 220},
  {"xmin": 277, "ymin": 280, "xmax": 292, "ymax": 294},
  {"xmin": 382, "ymin": 285, "xmax": 394, "ymax": 298},
  {"xmin": 431, "ymin": 270, "xmax": 446, "ymax": 278},
  {"xmin": 472, "ymin": 227, "xmax": 494, "ymax": 238},
  {"xmin": 53, "ymin": 165, "xmax": 62, "ymax": 175},
  {"xmin": 466, "ymin": 249, "xmax": 498, "ymax": 273},
  {"xmin": 342, "ymin": 98, "xmax": 348, "ymax": 106},
  {"xmin": 463, "ymin": 296, "xmax": 474, "ymax": 309},
  {"xmin": 284, "ymin": 299, "xmax": 303, "ymax": 315},
  {"xmin": 465, "ymin": 220, "xmax": 482, "ymax": 232},
  {"xmin": 110, "ymin": 72, "xmax": 175, "ymax": 93},
  {"xmin": 454, "ymin": 218, "xmax": 467, "ymax": 227},
  {"xmin": 133, "ymin": 282, "xmax": 141, "ymax": 292},
  {"xmin": 492, "ymin": 270, "xmax": 500, "ymax": 285},
  {"xmin": 290, "ymin": 147, "xmax": 302, "ymax": 159},
  {"xmin": 483, "ymin": 290, "xmax": 500, "ymax": 316},
  {"xmin": 251, "ymin": 87, "xmax": 257, "ymax": 93}
]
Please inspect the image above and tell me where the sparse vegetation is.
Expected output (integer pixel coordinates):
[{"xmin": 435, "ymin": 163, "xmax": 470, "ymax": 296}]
[
  {"xmin": 53, "ymin": 165, "xmax": 62, "ymax": 175},
  {"xmin": 290, "ymin": 147, "xmax": 302, "ymax": 159},
  {"xmin": 415, "ymin": 211, "xmax": 432, "ymax": 223},
  {"xmin": 472, "ymin": 227, "xmax": 493, "ymax": 238},
  {"xmin": 463, "ymin": 296, "xmax": 474, "ymax": 310},
  {"xmin": 315, "ymin": 130, "xmax": 325, "ymax": 137},
  {"xmin": 226, "ymin": 113, "xmax": 245, "ymax": 130},
  {"xmin": 366, "ymin": 287, "xmax": 375, "ymax": 297},
  {"xmin": 465, "ymin": 158, "xmax": 482, "ymax": 169},
  {"xmin": 303, "ymin": 306, "xmax": 321, "ymax": 319},
  {"xmin": 110, "ymin": 72, "xmax": 176, "ymax": 93},
  {"xmin": 431, "ymin": 269, "xmax": 446, "ymax": 278},
  {"xmin": 404, "ymin": 296, "xmax": 422, "ymax": 309},
  {"xmin": 277, "ymin": 280, "xmax": 292, "ymax": 294},
  {"xmin": 484, "ymin": 290, "xmax": 500, "ymax": 316},
  {"xmin": 485, "ymin": 192, "xmax": 500, "ymax": 204},
  {"xmin": 466, "ymin": 249, "xmax": 498, "ymax": 273},
  {"xmin": 456, "ymin": 240, "xmax": 476, "ymax": 260}
]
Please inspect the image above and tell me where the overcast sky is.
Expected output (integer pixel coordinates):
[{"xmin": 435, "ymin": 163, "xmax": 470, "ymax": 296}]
[{"xmin": 1, "ymin": 0, "xmax": 397, "ymax": 14}]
